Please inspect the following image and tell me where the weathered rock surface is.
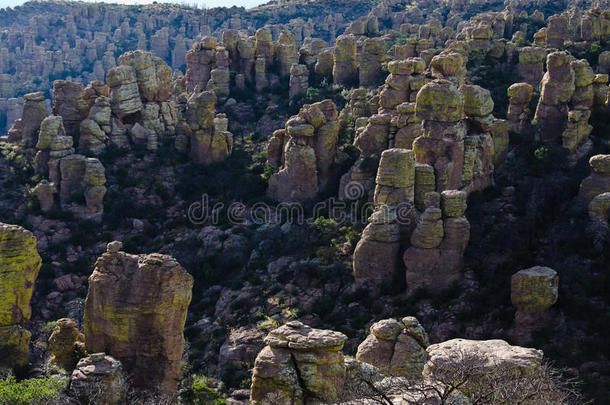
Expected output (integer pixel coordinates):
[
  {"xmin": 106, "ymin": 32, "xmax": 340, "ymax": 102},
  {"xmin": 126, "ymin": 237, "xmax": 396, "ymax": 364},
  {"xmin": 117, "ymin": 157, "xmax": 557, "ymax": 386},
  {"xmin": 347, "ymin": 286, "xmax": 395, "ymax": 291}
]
[
  {"xmin": 250, "ymin": 321, "xmax": 347, "ymax": 405},
  {"xmin": 0, "ymin": 223, "xmax": 42, "ymax": 368},
  {"xmin": 356, "ymin": 317, "xmax": 429, "ymax": 379},
  {"xmin": 84, "ymin": 244, "xmax": 193, "ymax": 392},
  {"xmin": 48, "ymin": 318, "xmax": 85, "ymax": 371},
  {"xmin": 69, "ymin": 353, "xmax": 126, "ymax": 405},
  {"xmin": 268, "ymin": 100, "xmax": 339, "ymax": 202}
]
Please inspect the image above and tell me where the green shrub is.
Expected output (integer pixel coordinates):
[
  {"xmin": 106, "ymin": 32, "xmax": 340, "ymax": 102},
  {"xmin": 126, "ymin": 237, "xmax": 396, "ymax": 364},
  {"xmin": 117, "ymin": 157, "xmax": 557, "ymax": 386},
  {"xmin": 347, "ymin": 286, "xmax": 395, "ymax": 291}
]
[
  {"xmin": 181, "ymin": 375, "xmax": 226, "ymax": 405},
  {"xmin": 0, "ymin": 376, "xmax": 65, "ymax": 405}
]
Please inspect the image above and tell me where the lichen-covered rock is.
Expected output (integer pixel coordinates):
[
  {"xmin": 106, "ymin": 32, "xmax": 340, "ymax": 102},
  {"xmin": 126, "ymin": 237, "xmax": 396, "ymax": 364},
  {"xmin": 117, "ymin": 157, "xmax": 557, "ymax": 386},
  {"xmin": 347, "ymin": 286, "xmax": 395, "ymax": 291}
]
[
  {"xmin": 517, "ymin": 47, "xmax": 546, "ymax": 89},
  {"xmin": 20, "ymin": 92, "xmax": 47, "ymax": 147},
  {"xmin": 535, "ymin": 51, "xmax": 575, "ymax": 142},
  {"xmin": 118, "ymin": 50, "xmax": 173, "ymax": 102},
  {"xmin": 289, "ymin": 64, "xmax": 309, "ymax": 98},
  {"xmin": 579, "ymin": 154, "xmax": 610, "ymax": 204},
  {"xmin": 48, "ymin": 318, "xmax": 85, "ymax": 371},
  {"xmin": 460, "ymin": 84, "xmax": 493, "ymax": 117},
  {"xmin": 507, "ymin": 82, "xmax": 534, "ymax": 135},
  {"xmin": 250, "ymin": 321, "xmax": 347, "ymax": 405},
  {"xmin": 441, "ymin": 190, "xmax": 467, "ymax": 218},
  {"xmin": 359, "ymin": 37, "xmax": 386, "ymax": 87},
  {"xmin": 33, "ymin": 180, "xmax": 56, "ymax": 212},
  {"xmin": 107, "ymin": 65, "xmax": 143, "ymax": 118},
  {"xmin": 511, "ymin": 266, "xmax": 559, "ymax": 313},
  {"xmin": 84, "ymin": 247, "xmax": 193, "ymax": 392},
  {"xmin": 52, "ymin": 81, "xmax": 89, "ymax": 140},
  {"xmin": 353, "ymin": 207, "xmax": 402, "ymax": 283},
  {"xmin": 589, "ymin": 192, "xmax": 610, "ymax": 224},
  {"xmin": 0, "ymin": 223, "xmax": 42, "ymax": 368},
  {"xmin": 69, "ymin": 353, "xmax": 126, "ymax": 405},
  {"xmin": 356, "ymin": 317, "xmax": 428, "ymax": 379},
  {"xmin": 333, "ymin": 34, "xmax": 357, "ymax": 85},
  {"xmin": 416, "ymin": 79, "xmax": 464, "ymax": 123},
  {"xmin": 268, "ymin": 100, "xmax": 339, "ymax": 203}
]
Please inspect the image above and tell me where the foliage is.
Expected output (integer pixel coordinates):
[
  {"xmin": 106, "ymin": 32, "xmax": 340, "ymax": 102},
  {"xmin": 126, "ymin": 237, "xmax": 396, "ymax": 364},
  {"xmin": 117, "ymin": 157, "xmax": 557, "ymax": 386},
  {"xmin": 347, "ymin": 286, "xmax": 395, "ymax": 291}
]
[
  {"xmin": 0, "ymin": 376, "xmax": 65, "ymax": 405},
  {"xmin": 181, "ymin": 375, "xmax": 227, "ymax": 405}
]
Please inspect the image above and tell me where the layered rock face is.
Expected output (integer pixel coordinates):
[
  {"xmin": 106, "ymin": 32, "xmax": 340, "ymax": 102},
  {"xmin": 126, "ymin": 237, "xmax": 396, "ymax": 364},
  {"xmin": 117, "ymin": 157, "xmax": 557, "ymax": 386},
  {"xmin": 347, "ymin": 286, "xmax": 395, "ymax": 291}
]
[
  {"xmin": 579, "ymin": 155, "xmax": 610, "ymax": 214},
  {"xmin": 268, "ymin": 100, "xmax": 339, "ymax": 203},
  {"xmin": 356, "ymin": 317, "xmax": 429, "ymax": 379},
  {"xmin": 534, "ymin": 51, "xmax": 575, "ymax": 142},
  {"xmin": 404, "ymin": 190, "xmax": 470, "ymax": 292},
  {"xmin": 48, "ymin": 318, "xmax": 86, "ymax": 371},
  {"xmin": 83, "ymin": 243, "xmax": 193, "ymax": 392},
  {"xmin": 511, "ymin": 266, "xmax": 559, "ymax": 340},
  {"xmin": 69, "ymin": 353, "xmax": 126, "ymax": 405},
  {"xmin": 177, "ymin": 90, "xmax": 233, "ymax": 164},
  {"xmin": 250, "ymin": 321, "xmax": 347, "ymax": 405},
  {"xmin": 507, "ymin": 82, "xmax": 534, "ymax": 135},
  {"xmin": 185, "ymin": 36, "xmax": 217, "ymax": 93},
  {"xmin": 0, "ymin": 223, "xmax": 42, "ymax": 367},
  {"xmin": 333, "ymin": 34, "xmax": 357, "ymax": 85}
]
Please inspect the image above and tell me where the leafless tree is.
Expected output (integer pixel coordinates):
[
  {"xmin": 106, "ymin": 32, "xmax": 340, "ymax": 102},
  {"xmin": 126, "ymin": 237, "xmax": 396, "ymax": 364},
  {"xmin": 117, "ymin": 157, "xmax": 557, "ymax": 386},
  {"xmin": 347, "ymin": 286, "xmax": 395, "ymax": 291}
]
[{"xmin": 335, "ymin": 351, "xmax": 586, "ymax": 405}]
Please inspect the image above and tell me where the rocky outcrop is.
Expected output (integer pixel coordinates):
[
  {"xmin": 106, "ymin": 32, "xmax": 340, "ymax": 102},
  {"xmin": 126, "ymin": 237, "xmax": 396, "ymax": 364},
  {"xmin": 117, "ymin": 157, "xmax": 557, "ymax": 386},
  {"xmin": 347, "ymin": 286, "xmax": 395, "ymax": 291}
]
[
  {"xmin": 79, "ymin": 97, "xmax": 111, "ymax": 155},
  {"xmin": 356, "ymin": 317, "xmax": 428, "ymax": 379},
  {"xmin": 547, "ymin": 14, "xmax": 568, "ymax": 48},
  {"xmin": 250, "ymin": 321, "xmax": 347, "ymax": 405},
  {"xmin": 534, "ymin": 51, "xmax": 575, "ymax": 142},
  {"xmin": 413, "ymin": 79, "xmax": 465, "ymax": 192},
  {"xmin": 0, "ymin": 223, "xmax": 42, "ymax": 368},
  {"xmin": 69, "ymin": 353, "xmax": 126, "ymax": 405},
  {"xmin": 278, "ymin": 30, "xmax": 298, "ymax": 79},
  {"xmin": 404, "ymin": 190, "xmax": 470, "ymax": 293},
  {"xmin": 425, "ymin": 338, "xmax": 544, "ymax": 383},
  {"xmin": 393, "ymin": 102, "xmax": 422, "ymax": 150},
  {"xmin": 579, "ymin": 154, "xmax": 610, "ymax": 208},
  {"xmin": 563, "ymin": 59, "xmax": 594, "ymax": 156},
  {"xmin": 289, "ymin": 64, "xmax": 309, "ymax": 98},
  {"xmin": 35, "ymin": 115, "xmax": 74, "ymax": 177},
  {"xmin": 517, "ymin": 47, "xmax": 546, "ymax": 89},
  {"xmin": 48, "ymin": 318, "xmax": 86, "ymax": 371},
  {"xmin": 511, "ymin": 266, "xmax": 559, "ymax": 341},
  {"xmin": 333, "ymin": 34, "xmax": 357, "ymax": 85},
  {"xmin": 507, "ymin": 82, "xmax": 534, "ymax": 135},
  {"xmin": 106, "ymin": 65, "xmax": 143, "ymax": 119},
  {"xmin": 83, "ymin": 243, "xmax": 193, "ymax": 392},
  {"xmin": 185, "ymin": 36, "xmax": 217, "ymax": 94},
  {"xmin": 117, "ymin": 50, "xmax": 172, "ymax": 102},
  {"xmin": 268, "ymin": 100, "xmax": 339, "ymax": 202},
  {"xmin": 20, "ymin": 91, "xmax": 47, "ymax": 147},
  {"xmin": 353, "ymin": 206, "xmax": 402, "ymax": 283},
  {"xmin": 52, "ymin": 81, "xmax": 89, "ymax": 141},
  {"xmin": 359, "ymin": 37, "xmax": 386, "ymax": 87},
  {"xmin": 178, "ymin": 90, "xmax": 233, "ymax": 164}
]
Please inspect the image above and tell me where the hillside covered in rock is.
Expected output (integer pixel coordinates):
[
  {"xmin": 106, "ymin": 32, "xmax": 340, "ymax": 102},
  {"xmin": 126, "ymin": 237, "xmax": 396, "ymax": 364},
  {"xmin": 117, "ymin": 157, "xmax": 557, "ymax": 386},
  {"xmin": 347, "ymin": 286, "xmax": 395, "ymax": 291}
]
[{"xmin": 1, "ymin": 0, "xmax": 610, "ymax": 404}]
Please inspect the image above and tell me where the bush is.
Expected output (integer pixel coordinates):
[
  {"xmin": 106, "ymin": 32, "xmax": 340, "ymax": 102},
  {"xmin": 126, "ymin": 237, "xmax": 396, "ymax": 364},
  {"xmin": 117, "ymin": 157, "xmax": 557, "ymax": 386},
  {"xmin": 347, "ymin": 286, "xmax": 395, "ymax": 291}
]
[
  {"xmin": 0, "ymin": 376, "xmax": 65, "ymax": 405},
  {"xmin": 181, "ymin": 375, "xmax": 226, "ymax": 405}
]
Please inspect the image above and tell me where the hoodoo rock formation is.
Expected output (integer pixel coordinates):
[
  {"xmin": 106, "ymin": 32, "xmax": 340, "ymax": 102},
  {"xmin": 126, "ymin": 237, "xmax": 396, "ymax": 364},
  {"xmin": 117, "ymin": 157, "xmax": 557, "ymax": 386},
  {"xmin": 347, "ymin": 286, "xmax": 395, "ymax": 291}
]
[
  {"xmin": 250, "ymin": 321, "xmax": 347, "ymax": 405},
  {"xmin": 84, "ymin": 242, "xmax": 193, "ymax": 392},
  {"xmin": 267, "ymin": 99, "xmax": 339, "ymax": 203},
  {"xmin": 0, "ymin": 223, "xmax": 42, "ymax": 368}
]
